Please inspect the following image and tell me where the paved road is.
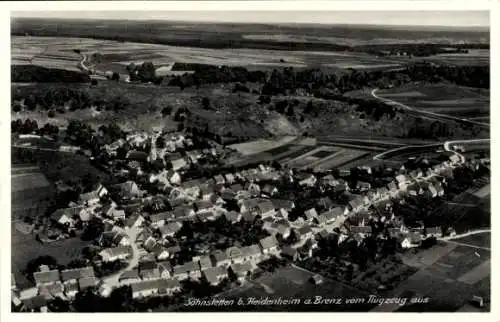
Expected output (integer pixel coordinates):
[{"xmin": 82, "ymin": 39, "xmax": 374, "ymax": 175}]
[
  {"xmin": 101, "ymin": 227, "xmax": 141, "ymax": 287},
  {"xmin": 371, "ymin": 88, "xmax": 490, "ymax": 128},
  {"xmin": 438, "ymin": 229, "xmax": 490, "ymax": 242}
]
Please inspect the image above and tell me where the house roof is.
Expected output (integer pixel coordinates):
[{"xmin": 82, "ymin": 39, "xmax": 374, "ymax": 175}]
[
  {"xmin": 230, "ymin": 262, "xmax": 254, "ymax": 275},
  {"xmin": 60, "ymin": 267, "xmax": 94, "ymax": 281},
  {"xmin": 150, "ymin": 212, "xmax": 174, "ymax": 224},
  {"xmin": 212, "ymin": 250, "xmax": 229, "ymax": 263},
  {"xmin": 119, "ymin": 269, "xmax": 140, "ymax": 281},
  {"xmin": 198, "ymin": 255, "xmax": 213, "ymax": 269},
  {"xmin": 240, "ymin": 244, "xmax": 262, "ymax": 257},
  {"xmin": 78, "ymin": 277, "xmax": 97, "ymax": 290},
  {"xmin": 304, "ymin": 208, "xmax": 318, "ymax": 219},
  {"xmin": 33, "ymin": 270, "xmax": 60, "ymax": 284},
  {"xmin": 281, "ymin": 245, "xmax": 298, "ymax": 257},
  {"xmin": 257, "ymin": 200, "xmax": 275, "ymax": 214},
  {"xmin": 298, "ymin": 225, "xmax": 313, "ymax": 236},
  {"xmin": 259, "ymin": 235, "xmax": 279, "ymax": 250},
  {"xmin": 159, "ymin": 221, "xmax": 183, "ymax": 235},
  {"xmin": 174, "ymin": 261, "xmax": 200, "ymax": 275},
  {"xmin": 203, "ymin": 266, "xmax": 227, "ymax": 283},
  {"xmin": 350, "ymin": 225, "xmax": 372, "ymax": 234},
  {"xmin": 226, "ymin": 246, "xmax": 243, "ymax": 259},
  {"xmin": 224, "ymin": 211, "xmax": 242, "ymax": 222},
  {"xmin": 101, "ymin": 246, "xmax": 131, "ymax": 257},
  {"xmin": 131, "ymin": 279, "xmax": 181, "ymax": 293},
  {"xmin": 158, "ymin": 261, "xmax": 173, "ymax": 273},
  {"xmin": 348, "ymin": 196, "xmax": 364, "ymax": 209},
  {"xmin": 195, "ymin": 200, "xmax": 213, "ymax": 210}
]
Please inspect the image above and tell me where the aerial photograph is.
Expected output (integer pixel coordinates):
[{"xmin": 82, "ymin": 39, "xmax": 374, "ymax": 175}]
[{"xmin": 10, "ymin": 8, "xmax": 490, "ymax": 313}]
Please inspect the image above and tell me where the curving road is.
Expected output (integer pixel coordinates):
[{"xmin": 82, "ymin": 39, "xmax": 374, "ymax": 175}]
[
  {"xmin": 438, "ymin": 229, "xmax": 490, "ymax": 242},
  {"xmin": 101, "ymin": 227, "xmax": 141, "ymax": 287},
  {"xmin": 371, "ymin": 88, "xmax": 490, "ymax": 128}
]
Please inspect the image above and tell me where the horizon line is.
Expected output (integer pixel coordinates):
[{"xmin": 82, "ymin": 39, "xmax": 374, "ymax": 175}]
[{"xmin": 11, "ymin": 16, "xmax": 490, "ymax": 31}]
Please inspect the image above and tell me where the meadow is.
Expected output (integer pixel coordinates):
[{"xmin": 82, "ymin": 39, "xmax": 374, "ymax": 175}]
[{"xmin": 377, "ymin": 84, "xmax": 490, "ymax": 119}]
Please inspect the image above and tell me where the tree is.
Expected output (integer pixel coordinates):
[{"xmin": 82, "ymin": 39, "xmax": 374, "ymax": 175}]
[
  {"xmin": 111, "ymin": 72, "xmax": 120, "ymax": 82},
  {"xmin": 91, "ymin": 79, "xmax": 98, "ymax": 86},
  {"xmin": 12, "ymin": 103, "xmax": 22, "ymax": 112},
  {"xmin": 161, "ymin": 106, "xmax": 172, "ymax": 117},
  {"xmin": 156, "ymin": 136, "xmax": 166, "ymax": 149},
  {"xmin": 48, "ymin": 110, "xmax": 56, "ymax": 118},
  {"xmin": 202, "ymin": 97, "xmax": 211, "ymax": 110}
]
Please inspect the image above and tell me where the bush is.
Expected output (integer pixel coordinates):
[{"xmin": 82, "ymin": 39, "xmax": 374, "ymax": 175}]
[{"xmin": 48, "ymin": 110, "xmax": 56, "ymax": 118}]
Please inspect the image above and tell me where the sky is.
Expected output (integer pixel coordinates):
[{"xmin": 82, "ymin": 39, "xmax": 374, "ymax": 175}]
[{"xmin": 12, "ymin": 10, "xmax": 489, "ymax": 28}]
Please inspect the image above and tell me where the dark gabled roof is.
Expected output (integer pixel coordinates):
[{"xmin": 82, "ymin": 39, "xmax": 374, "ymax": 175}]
[
  {"xmin": 230, "ymin": 261, "xmax": 254, "ymax": 275},
  {"xmin": 119, "ymin": 269, "xmax": 140, "ymax": 281},
  {"xmin": 33, "ymin": 270, "xmax": 60, "ymax": 284},
  {"xmin": 212, "ymin": 250, "xmax": 229, "ymax": 263},
  {"xmin": 350, "ymin": 225, "xmax": 372, "ymax": 234},
  {"xmin": 78, "ymin": 277, "xmax": 97, "ymax": 290}
]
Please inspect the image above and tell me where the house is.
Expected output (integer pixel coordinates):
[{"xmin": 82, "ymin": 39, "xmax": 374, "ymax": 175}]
[
  {"xmin": 60, "ymin": 267, "xmax": 95, "ymax": 284},
  {"xmin": 304, "ymin": 208, "xmax": 318, "ymax": 221},
  {"xmin": 281, "ymin": 245, "xmax": 299, "ymax": 260},
  {"xmin": 316, "ymin": 207, "xmax": 345, "ymax": 226},
  {"xmin": 271, "ymin": 199, "xmax": 295, "ymax": 212},
  {"xmin": 399, "ymin": 232, "xmax": 422, "ymax": 248},
  {"xmin": 213, "ymin": 174, "xmax": 225, "ymax": 185},
  {"xmin": 229, "ymin": 261, "xmax": 255, "ymax": 282},
  {"xmin": 425, "ymin": 226, "xmax": 442, "ymax": 238},
  {"xmin": 159, "ymin": 221, "xmax": 183, "ymax": 238},
  {"xmin": 99, "ymin": 246, "xmax": 131, "ymax": 262},
  {"xmin": 38, "ymin": 282, "xmax": 64, "ymax": 300},
  {"xmin": 200, "ymin": 185, "xmax": 214, "ymax": 201},
  {"xmin": 211, "ymin": 250, "xmax": 232, "ymax": 268},
  {"xmin": 296, "ymin": 225, "xmax": 314, "ymax": 241},
  {"xmin": 261, "ymin": 184, "xmax": 278, "ymax": 197},
  {"xmin": 357, "ymin": 181, "xmax": 371, "ymax": 191},
  {"xmin": 198, "ymin": 255, "xmax": 213, "ymax": 271},
  {"xmin": 113, "ymin": 181, "xmax": 143, "ymax": 200},
  {"xmin": 224, "ymin": 211, "xmax": 242, "ymax": 224},
  {"xmin": 316, "ymin": 197, "xmax": 335, "ymax": 211},
  {"xmin": 170, "ymin": 155, "xmax": 188, "ymax": 171},
  {"xmin": 79, "ymin": 277, "xmax": 98, "ymax": 290},
  {"xmin": 33, "ymin": 269, "xmax": 60, "ymax": 286},
  {"xmin": 245, "ymin": 182, "xmax": 261, "ymax": 195},
  {"xmin": 321, "ymin": 174, "xmax": 337, "ymax": 186},
  {"xmin": 64, "ymin": 282, "xmax": 79, "ymax": 299},
  {"xmin": 119, "ymin": 269, "xmax": 141, "ymax": 285},
  {"xmin": 150, "ymin": 212, "xmax": 174, "ymax": 228},
  {"xmin": 197, "ymin": 211, "xmax": 218, "ymax": 222},
  {"xmin": 296, "ymin": 173, "xmax": 317, "ymax": 187},
  {"xmin": 203, "ymin": 266, "xmax": 229, "ymax": 286},
  {"xmin": 226, "ymin": 246, "xmax": 245, "ymax": 264},
  {"xmin": 256, "ymin": 200, "xmax": 275, "ymax": 218},
  {"xmin": 350, "ymin": 225, "xmax": 372, "ymax": 236},
  {"xmin": 395, "ymin": 174, "xmax": 411, "ymax": 190},
  {"xmin": 126, "ymin": 150, "xmax": 148, "ymax": 162},
  {"xmin": 348, "ymin": 196, "xmax": 365, "ymax": 212},
  {"xmin": 195, "ymin": 200, "xmax": 213, "ymax": 212},
  {"xmin": 157, "ymin": 261, "xmax": 173, "ymax": 279},
  {"xmin": 240, "ymin": 244, "xmax": 263, "ymax": 264},
  {"xmin": 173, "ymin": 261, "xmax": 201, "ymax": 281},
  {"xmin": 174, "ymin": 205, "xmax": 196, "ymax": 219},
  {"xmin": 50, "ymin": 208, "xmax": 77, "ymax": 227},
  {"xmin": 126, "ymin": 214, "xmax": 145, "ymax": 229},
  {"xmin": 259, "ymin": 235, "xmax": 279, "ymax": 255},
  {"xmin": 78, "ymin": 183, "xmax": 108, "ymax": 205},
  {"xmin": 387, "ymin": 181, "xmax": 398, "ymax": 194},
  {"xmin": 224, "ymin": 173, "xmax": 236, "ymax": 184},
  {"xmin": 113, "ymin": 232, "xmax": 131, "ymax": 246},
  {"xmin": 310, "ymin": 274, "xmax": 324, "ymax": 285},
  {"xmin": 449, "ymin": 154, "xmax": 461, "ymax": 164},
  {"xmin": 131, "ymin": 279, "xmax": 181, "ymax": 299},
  {"xmin": 139, "ymin": 261, "xmax": 161, "ymax": 280},
  {"xmin": 152, "ymin": 245, "xmax": 171, "ymax": 261},
  {"xmin": 165, "ymin": 245, "xmax": 182, "ymax": 258}
]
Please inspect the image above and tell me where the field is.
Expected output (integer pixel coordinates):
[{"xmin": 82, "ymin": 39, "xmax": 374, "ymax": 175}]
[
  {"xmin": 216, "ymin": 265, "xmax": 376, "ymax": 312},
  {"xmin": 11, "ymin": 224, "xmax": 91, "ymax": 289},
  {"xmin": 377, "ymin": 84, "xmax": 490, "ymax": 120},
  {"xmin": 12, "ymin": 35, "xmax": 405, "ymax": 74},
  {"xmin": 390, "ymin": 242, "xmax": 490, "ymax": 312}
]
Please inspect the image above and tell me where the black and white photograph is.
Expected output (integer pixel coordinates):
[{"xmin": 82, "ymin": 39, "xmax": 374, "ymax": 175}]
[{"xmin": 6, "ymin": 1, "xmax": 493, "ymax": 315}]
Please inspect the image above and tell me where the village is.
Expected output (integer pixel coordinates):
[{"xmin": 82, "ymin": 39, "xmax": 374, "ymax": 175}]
[{"xmin": 11, "ymin": 124, "xmax": 491, "ymax": 312}]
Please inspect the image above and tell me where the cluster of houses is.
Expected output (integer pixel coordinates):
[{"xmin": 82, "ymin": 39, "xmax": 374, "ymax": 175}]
[
  {"xmin": 13, "ymin": 265, "xmax": 98, "ymax": 311},
  {"xmin": 17, "ymin": 122, "xmax": 469, "ymax": 310}
]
